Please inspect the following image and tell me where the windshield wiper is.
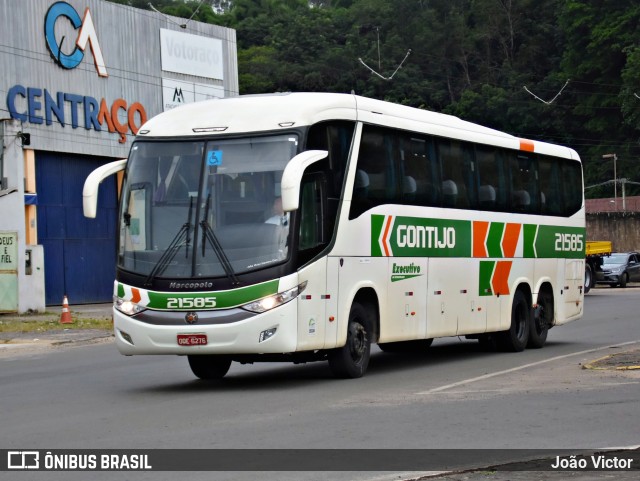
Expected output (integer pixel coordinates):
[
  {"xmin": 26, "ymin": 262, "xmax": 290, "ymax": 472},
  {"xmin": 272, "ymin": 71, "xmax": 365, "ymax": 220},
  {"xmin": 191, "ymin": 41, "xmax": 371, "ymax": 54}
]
[
  {"xmin": 200, "ymin": 193, "xmax": 240, "ymax": 286},
  {"xmin": 144, "ymin": 197, "xmax": 194, "ymax": 286}
]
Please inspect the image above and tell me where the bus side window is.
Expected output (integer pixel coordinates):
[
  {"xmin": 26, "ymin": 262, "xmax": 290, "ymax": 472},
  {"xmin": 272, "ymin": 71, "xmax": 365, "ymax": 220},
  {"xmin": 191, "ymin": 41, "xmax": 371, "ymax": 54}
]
[
  {"xmin": 349, "ymin": 126, "xmax": 396, "ymax": 219},
  {"xmin": 509, "ymin": 153, "xmax": 538, "ymax": 213},
  {"xmin": 561, "ymin": 160, "xmax": 582, "ymax": 216},
  {"xmin": 476, "ymin": 145, "xmax": 508, "ymax": 212},
  {"xmin": 400, "ymin": 135, "xmax": 440, "ymax": 206},
  {"xmin": 438, "ymin": 139, "xmax": 473, "ymax": 209},
  {"xmin": 538, "ymin": 156, "xmax": 563, "ymax": 216}
]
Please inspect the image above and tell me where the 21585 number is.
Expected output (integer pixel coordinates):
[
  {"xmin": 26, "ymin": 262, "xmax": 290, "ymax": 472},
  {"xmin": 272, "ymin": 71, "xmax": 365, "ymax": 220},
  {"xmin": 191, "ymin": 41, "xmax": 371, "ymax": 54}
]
[
  {"xmin": 554, "ymin": 233, "xmax": 583, "ymax": 252},
  {"xmin": 167, "ymin": 297, "xmax": 217, "ymax": 309}
]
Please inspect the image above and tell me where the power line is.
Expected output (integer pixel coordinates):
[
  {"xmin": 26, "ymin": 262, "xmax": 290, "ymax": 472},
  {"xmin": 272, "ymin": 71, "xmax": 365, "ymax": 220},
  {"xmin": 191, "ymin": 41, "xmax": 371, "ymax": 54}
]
[
  {"xmin": 148, "ymin": 1, "xmax": 207, "ymax": 29},
  {"xmin": 523, "ymin": 79, "xmax": 570, "ymax": 105},
  {"xmin": 359, "ymin": 49, "xmax": 412, "ymax": 81}
]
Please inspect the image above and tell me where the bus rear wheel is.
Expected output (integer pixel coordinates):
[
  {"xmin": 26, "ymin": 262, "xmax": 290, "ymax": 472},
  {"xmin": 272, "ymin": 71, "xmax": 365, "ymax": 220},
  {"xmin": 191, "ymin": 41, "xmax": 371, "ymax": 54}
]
[
  {"xmin": 328, "ymin": 302, "xmax": 372, "ymax": 378},
  {"xmin": 528, "ymin": 292, "xmax": 552, "ymax": 349},
  {"xmin": 188, "ymin": 355, "xmax": 232, "ymax": 380},
  {"xmin": 496, "ymin": 289, "xmax": 530, "ymax": 352},
  {"xmin": 584, "ymin": 264, "xmax": 593, "ymax": 294}
]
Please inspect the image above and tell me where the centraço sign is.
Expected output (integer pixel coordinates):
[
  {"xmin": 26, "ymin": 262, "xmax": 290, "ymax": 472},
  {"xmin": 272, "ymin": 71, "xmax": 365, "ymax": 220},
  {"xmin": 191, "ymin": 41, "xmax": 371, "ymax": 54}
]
[
  {"xmin": 44, "ymin": 1, "xmax": 108, "ymax": 77},
  {"xmin": 5, "ymin": 1, "xmax": 148, "ymax": 144}
]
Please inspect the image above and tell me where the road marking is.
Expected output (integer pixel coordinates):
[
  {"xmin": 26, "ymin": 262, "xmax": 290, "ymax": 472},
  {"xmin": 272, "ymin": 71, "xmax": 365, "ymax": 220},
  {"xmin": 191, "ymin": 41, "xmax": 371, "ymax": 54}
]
[{"xmin": 417, "ymin": 340, "xmax": 640, "ymax": 395}]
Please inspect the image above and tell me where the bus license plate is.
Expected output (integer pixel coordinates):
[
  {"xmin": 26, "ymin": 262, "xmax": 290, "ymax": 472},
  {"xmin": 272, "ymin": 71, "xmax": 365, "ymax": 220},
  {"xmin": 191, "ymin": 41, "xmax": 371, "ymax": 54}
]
[{"xmin": 177, "ymin": 334, "xmax": 208, "ymax": 346}]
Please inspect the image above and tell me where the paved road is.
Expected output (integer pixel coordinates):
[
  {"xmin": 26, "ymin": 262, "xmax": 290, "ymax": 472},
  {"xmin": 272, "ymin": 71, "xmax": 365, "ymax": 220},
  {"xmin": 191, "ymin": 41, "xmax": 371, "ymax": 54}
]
[{"xmin": 1, "ymin": 288, "xmax": 638, "ymax": 481}]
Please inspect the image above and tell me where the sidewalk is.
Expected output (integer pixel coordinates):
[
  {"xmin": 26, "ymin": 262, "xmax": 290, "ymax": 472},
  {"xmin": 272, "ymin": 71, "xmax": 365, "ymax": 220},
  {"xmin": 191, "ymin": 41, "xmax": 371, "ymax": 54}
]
[{"xmin": 0, "ymin": 303, "xmax": 114, "ymax": 353}]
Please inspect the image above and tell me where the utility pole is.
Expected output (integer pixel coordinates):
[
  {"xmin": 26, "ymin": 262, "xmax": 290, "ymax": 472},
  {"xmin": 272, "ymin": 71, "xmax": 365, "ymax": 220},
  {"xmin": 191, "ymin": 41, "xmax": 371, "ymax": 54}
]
[{"xmin": 602, "ymin": 153, "xmax": 617, "ymax": 207}]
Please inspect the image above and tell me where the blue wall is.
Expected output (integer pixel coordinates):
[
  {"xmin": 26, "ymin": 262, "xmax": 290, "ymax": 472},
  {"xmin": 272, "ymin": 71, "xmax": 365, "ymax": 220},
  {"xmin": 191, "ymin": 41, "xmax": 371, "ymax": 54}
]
[{"xmin": 36, "ymin": 152, "xmax": 117, "ymax": 304}]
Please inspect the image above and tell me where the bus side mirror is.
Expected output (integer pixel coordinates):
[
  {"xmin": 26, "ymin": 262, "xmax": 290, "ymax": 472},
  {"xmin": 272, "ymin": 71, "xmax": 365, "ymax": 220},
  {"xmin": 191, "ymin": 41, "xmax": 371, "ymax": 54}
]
[
  {"xmin": 280, "ymin": 150, "xmax": 328, "ymax": 212},
  {"xmin": 83, "ymin": 159, "xmax": 127, "ymax": 218}
]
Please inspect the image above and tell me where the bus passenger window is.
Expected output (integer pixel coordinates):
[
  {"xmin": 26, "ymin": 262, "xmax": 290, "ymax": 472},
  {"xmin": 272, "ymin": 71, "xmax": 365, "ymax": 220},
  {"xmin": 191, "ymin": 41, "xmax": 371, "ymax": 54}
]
[
  {"xmin": 509, "ymin": 154, "xmax": 538, "ymax": 213},
  {"xmin": 438, "ymin": 140, "xmax": 470, "ymax": 208},
  {"xmin": 400, "ymin": 135, "xmax": 439, "ymax": 206},
  {"xmin": 476, "ymin": 145, "xmax": 508, "ymax": 211}
]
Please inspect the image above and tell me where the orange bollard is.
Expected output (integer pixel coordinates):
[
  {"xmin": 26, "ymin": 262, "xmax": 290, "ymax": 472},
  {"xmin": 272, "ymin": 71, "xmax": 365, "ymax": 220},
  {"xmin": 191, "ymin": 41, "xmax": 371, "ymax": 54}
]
[{"xmin": 60, "ymin": 295, "xmax": 73, "ymax": 324}]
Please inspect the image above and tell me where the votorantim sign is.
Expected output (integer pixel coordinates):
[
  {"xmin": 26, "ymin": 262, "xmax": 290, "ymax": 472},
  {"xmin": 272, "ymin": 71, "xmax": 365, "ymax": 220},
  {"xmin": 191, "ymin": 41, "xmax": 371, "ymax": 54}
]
[{"xmin": 160, "ymin": 29, "xmax": 224, "ymax": 80}]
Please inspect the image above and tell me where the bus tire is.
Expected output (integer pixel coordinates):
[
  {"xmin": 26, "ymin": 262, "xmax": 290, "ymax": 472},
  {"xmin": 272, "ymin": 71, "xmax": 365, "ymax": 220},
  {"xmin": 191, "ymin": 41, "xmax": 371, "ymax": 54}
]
[
  {"xmin": 328, "ymin": 302, "xmax": 372, "ymax": 378},
  {"xmin": 379, "ymin": 339, "xmax": 433, "ymax": 353},
  {"xmin": 528, "ymin": 292, "xmax": 552, "ymax": 349},
  {"xmin": 496, "ymin": 289, "xmax": 530, "ymax": 352},
  {"xmin": 584, "ymin": 264, "xmax": 593, "ymax": 294},
  {"xmin": 188, "ymin": 355, "xmax": 232, "ymax": 380}
]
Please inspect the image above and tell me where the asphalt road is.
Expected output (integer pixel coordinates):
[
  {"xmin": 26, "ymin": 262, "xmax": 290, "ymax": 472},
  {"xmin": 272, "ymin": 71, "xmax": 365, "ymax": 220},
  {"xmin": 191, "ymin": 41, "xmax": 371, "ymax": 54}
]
[{"xmin": 1, "ymin": 287, "xmax": 639, "ymax": 481}]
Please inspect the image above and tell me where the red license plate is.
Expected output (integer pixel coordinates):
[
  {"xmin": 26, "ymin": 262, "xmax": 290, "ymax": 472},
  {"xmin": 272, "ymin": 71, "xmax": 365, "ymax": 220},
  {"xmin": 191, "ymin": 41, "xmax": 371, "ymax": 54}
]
[{"xmin": 177, "ymin": 334, "xmax": 208, "ymax": 346}]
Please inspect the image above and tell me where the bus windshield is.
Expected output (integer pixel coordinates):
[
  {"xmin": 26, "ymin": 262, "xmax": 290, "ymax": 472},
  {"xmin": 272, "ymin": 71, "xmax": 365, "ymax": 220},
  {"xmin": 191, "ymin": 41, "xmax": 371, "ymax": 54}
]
[{"xmin": 118, "ymin": 135, "xmax": 299, "ymax": 281}]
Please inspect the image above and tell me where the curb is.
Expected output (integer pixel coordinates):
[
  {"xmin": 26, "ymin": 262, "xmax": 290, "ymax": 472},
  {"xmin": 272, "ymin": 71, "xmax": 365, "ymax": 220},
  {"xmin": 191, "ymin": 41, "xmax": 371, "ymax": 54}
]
[{"xmin": 582, "ymin": 349, "xmax": 640, "ymax": 371}]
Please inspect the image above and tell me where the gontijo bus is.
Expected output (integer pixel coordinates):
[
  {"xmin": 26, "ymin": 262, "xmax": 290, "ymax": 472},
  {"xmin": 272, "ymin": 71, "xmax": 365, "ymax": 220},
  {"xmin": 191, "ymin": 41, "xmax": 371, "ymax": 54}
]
[{"xmin": 83, "ymin": 93, "xmax": 585, "ymax": 380}]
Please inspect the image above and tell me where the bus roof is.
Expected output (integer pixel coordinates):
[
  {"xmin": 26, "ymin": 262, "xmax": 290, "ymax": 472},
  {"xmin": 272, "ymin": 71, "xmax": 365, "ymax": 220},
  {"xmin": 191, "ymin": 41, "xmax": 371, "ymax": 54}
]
[{"xmin": 137, "ymin": 92, "xmax": 578, "ymax": 159}]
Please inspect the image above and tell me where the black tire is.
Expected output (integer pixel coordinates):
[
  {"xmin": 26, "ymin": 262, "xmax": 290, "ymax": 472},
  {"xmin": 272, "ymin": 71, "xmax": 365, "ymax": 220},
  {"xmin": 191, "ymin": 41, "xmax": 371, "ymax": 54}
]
[
  {"xmin": 328, "ymin": 302, "xmax": 372, "ymax": 378},
  {"xmin": 496, "ymin": 289, "xmax": 530, "ymax": 352},
  {"xmin": 379, "ymin": 338, "xmax": 433, "ymax": 353},
  {"xmin": 584, "ymin": 264, "xmax": 593, "ymax": 294},
  {"xmin": 619, "ymin": 273, "xmax": 628, "ymax": 288},
  {"xmin": 528, "ymin": 292, "xmax": 552, "ymax": 349},
  {"xmin": 188, "ymin": 355, "xmax": 232, "ymax": 380}
]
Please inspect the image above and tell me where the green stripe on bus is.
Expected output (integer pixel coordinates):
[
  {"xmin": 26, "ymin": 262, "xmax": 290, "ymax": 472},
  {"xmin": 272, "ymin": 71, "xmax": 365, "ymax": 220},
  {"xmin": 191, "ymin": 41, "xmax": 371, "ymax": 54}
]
[
  {"xmin": 532, "ymin": 225, "xmax": 586, "ymax": 259},
  {"xmin": 118, "ymin": 280, "xmax": 280, "ymax": 310},
  {"xmin": 479, "ymin": 261, "xmax": 495, "ymax": 296},
  {"xmin": 371, "ymin": 214, "xmax": 584, "ymax": 259},
  {"xmin": 383, "ymin": 215, "xmax": 472, "ymax": 258},
  {"xmin": 486, "ymin": 223, "xmax": 505, "ymax": 258},
  {"xmin": 523, "ymin": 224, "xmax": 538, "ymax": 258},
  {"xmin": 371, "ymin": 214, "xmax": 386, "ymax": 257}
]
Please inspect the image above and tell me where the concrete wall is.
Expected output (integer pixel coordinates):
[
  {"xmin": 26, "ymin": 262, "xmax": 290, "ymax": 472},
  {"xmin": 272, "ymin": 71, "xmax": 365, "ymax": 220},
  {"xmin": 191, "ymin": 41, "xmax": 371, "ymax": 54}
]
[{"xmin": 586, "ymin": 212, "xmax": 640, "ymax": 253}]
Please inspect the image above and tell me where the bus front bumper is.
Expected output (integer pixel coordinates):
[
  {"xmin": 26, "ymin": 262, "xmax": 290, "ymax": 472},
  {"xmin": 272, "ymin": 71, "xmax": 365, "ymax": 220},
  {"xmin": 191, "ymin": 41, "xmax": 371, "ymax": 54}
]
[{"xmin": 113, "ymin": 301, "xmax": 298, "ymax": 355}]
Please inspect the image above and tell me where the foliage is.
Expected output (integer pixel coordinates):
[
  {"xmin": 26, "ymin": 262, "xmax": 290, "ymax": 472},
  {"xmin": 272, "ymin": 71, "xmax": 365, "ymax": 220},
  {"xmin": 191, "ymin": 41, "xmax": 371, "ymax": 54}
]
[{"xmin": 106, "ymin": 0, "xmax": 640, "ymax": 197}]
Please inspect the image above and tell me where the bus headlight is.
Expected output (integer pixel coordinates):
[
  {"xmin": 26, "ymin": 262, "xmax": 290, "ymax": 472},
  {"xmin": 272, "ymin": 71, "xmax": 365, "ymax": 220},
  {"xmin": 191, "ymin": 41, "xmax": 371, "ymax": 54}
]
[
  {"xmin": 114, "ymin": 296, "xmax": 147, "ymax": 316},
  {"xmin": 241, "ymin": 282, "xmax": 307, "ymax": 313}
]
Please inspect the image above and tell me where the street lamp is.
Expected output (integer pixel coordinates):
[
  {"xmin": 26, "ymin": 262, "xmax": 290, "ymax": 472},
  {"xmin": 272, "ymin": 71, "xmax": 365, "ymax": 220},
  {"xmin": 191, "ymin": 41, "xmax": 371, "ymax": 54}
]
[{"xmin": 602, "ymin": 153, "xmax": 617, "ymax": 206}]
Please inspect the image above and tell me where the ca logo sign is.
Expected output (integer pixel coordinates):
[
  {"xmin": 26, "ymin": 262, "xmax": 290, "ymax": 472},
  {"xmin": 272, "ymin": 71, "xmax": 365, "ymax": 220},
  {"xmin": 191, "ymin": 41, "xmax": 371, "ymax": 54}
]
[{"xmin": 44, "ymin": 1, "xmax": 108, "ymax": 77}]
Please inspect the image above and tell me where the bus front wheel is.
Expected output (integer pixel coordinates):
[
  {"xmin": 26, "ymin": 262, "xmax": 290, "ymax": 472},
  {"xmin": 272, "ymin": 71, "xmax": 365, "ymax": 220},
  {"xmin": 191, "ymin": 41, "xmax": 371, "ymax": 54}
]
[
  {"xmin": 328, "ymin": 302, "xmax": 372, "ymax": 378},
  {"xmin": 188, "ymin": 355, "xmax": 232, "ymax": 380},
  {"xmin": 496, "ymin": 290, "xmax": 530, "ymax": 352}
]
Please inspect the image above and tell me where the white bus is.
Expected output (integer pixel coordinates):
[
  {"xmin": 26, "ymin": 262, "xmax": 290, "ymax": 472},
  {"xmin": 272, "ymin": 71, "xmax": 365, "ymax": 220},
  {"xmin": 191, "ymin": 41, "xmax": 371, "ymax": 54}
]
[{"xmin": 84, "ymin": 93, "xmax": 585, "ymax": 380}]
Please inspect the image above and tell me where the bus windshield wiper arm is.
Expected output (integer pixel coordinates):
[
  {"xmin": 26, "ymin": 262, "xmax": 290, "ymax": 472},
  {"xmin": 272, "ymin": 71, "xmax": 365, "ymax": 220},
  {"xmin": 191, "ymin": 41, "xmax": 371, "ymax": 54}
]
[
  {"xmin": 200, "ymin": 193, "xmax": 240, "ymax": 286},
  {"xmin": 144, "ymin": 197, "xmax": 193, "ymax": 286}
]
